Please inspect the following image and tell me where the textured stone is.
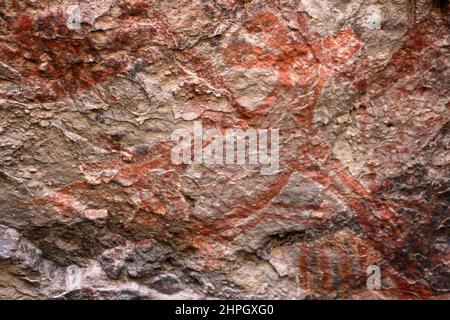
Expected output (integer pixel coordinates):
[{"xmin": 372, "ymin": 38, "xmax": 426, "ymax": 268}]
[{"xmin": 0, "ymin": 0, "xmax": 449, "ymax": 299}]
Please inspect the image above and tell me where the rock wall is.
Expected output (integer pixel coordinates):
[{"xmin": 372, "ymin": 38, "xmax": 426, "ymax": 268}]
[{"xmin": 0, "ymin": 0, "xmax": 448, "ymax": 299}]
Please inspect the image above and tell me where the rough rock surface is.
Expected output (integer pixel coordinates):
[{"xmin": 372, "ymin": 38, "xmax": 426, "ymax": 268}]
[{"xmin": 0, "ymin": 0, "xmax": 449, "ymax": 299}]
